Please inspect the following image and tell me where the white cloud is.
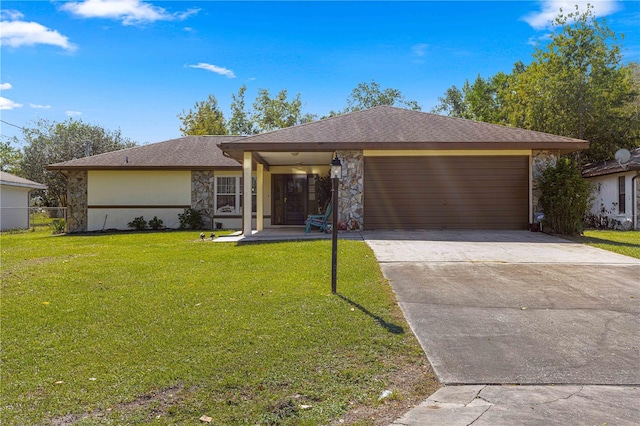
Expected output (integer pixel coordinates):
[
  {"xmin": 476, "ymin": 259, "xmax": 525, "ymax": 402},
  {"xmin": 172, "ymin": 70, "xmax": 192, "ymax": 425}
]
[
  {"xmin": 30, "ymin": 103, "xmax": 51, "ymax": 109},
  {"xmin": 522, "ymin": 1, "xmax": 622, "ymax": 30},
  {"xmin": 66, "ymin": 110, "xmax": 83, "ymax": 117},
  {"xmin": 0, "ymin": 96, "xmax": 23, "ymax": 110},
  {"xmin": 188, "ymin": 63, "xmax": 236, "ymax": 78},
  {"xmin": 0, "ymin": 83, "xmax": 13, "ymax": 90},
  {"xmin": 61, "ymin": 0, "xmax": 199, "ymax": 26},
  {"xmin": 412, "ymin": 43, "xmax": 429, "ymax": 57},
  {"xmin": 1, "ymin": 10, "xmax": 24, "ymax": 21},
  {"xmin": 0, "ymin": 13, "xmax": 76, "ymax": 51}
]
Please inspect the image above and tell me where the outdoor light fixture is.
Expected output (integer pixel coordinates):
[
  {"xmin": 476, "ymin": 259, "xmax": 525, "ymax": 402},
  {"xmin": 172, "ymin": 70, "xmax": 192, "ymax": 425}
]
[
  {"xmin": 330, "ymin": 155, "xmax": 342, "ymax": 294},
  {"xmin": 331, "ymin": 156, "xmax": 342, "ymax": 179}
]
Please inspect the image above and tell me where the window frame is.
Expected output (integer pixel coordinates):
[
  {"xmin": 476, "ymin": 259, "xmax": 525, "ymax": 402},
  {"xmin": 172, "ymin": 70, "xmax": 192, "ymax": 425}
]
[
  {"xmin": 215, "ymin": 175, "xmax": 257, "ymax": 215},
  {"xmin": 618, "ymin": 176, "xmax": 626, "ymax": 214}
]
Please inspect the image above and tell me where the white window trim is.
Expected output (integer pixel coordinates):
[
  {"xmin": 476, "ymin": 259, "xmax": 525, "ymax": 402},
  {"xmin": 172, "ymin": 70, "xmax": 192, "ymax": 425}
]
[{"xmin": 215, "ymin": 175, "xmax": 256, "ymax": 215}]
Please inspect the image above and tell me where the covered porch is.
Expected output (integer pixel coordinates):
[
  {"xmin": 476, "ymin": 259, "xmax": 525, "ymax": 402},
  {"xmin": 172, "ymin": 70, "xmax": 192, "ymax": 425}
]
[{"xmin": 233, "ymin": 150, "xmax": 345, "ymax": 237}]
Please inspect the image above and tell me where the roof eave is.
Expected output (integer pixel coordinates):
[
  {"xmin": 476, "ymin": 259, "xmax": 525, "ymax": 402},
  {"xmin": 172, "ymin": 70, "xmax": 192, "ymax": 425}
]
[
  {"xmin": 583, "ymin": 164, "xmax": 640, "ymax": 178},
  {"xmin": 46, "ymin": 165, "xmax": 242, "ymax": 171},
  {"xmin": 220, "ymin": 140, "xmax": 589, "ymax": 153}
]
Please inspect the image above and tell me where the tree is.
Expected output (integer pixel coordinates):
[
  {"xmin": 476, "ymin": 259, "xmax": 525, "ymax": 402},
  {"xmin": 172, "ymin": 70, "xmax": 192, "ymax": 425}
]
[
  {"xmin": 431, "ymin": 85, "xmax": 466, "ymax": 117},
  {"xmin": 228, "ymin": 85, "xmax": 257, "ymax": 135},
  {"xmin": 432, "ymin": 65, "xmax": 523, "ymax": 125},
  {"xmin": 433, "ymin": 6, "xmax": 638, "ymax": 162},
  {"xmin": 177, "ymin": 94, "xmax": 227, "ymax": 136},
  {"xmin": 20, "ymin": 118, "xmax": 136, "ymax": 206},
  {"xmin": 507, "ymin": 5, "xmax": 637, "ymax": 162},
  {"xmin": 339, "ymin": 80, "xmax": 421, "ymax": 114},
  {"xmin": 252, "ymin": 88, "xmax": 315, "ymax": 133},
  {"xmin": 0, "ymin": 138, "xmax": 23, "ymax": 174}
]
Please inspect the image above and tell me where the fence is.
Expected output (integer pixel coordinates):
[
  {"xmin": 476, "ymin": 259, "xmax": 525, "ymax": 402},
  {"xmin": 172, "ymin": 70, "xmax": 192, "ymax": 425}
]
[
  {"xmin": 29, "ymin": 207, "xmax": 67, "ymax": 230},
  {"xmin": 3, "ymin": 207, "xmax": 66, "ymax": 232}
]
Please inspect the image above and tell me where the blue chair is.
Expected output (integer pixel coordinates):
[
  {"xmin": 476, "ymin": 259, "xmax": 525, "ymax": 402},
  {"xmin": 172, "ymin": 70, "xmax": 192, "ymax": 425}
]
[{"xmin": 305, "ymin": 203, "xmax": 332, "ymax": 233}]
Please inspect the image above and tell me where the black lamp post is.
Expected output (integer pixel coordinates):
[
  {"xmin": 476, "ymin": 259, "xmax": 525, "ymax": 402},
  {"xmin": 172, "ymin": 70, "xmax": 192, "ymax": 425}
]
[{"xmin": 330, "ymin": 155, "xmax": 342, "ymax": 294}]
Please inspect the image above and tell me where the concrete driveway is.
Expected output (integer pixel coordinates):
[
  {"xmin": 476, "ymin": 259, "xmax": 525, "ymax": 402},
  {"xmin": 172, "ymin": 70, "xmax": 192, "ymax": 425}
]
[{"xmin": 363, "ymin": 230, "xmax": 640, "ymax": 424}]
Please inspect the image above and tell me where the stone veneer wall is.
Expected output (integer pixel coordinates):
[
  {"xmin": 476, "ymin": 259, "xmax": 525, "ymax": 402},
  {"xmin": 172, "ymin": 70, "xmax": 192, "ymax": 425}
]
[
  {"xmin": 531, "ymin": 150, "xmax": 559, "ymax": 220},
  {"xmin": 191, "ymin": 170, "xmax": 215, "ymax": 228},
  {"xmin": 336, "ymin": 150, "xmax": 364, "ymax": 230},
  {"xmin": 66, "ymin": 170, "xmax": 88, "ymax": 233}
]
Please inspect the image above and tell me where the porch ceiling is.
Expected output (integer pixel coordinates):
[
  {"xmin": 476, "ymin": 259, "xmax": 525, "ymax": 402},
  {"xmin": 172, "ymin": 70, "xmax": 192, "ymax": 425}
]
[{"xmin": 255, "ymin": 151, "xmax": 334, "ymax": 167}]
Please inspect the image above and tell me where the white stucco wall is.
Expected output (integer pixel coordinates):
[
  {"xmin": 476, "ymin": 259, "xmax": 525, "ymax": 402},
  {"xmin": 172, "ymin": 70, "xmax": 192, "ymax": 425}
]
[
  {"xmin": 87, "ymin": 170, "xmax": 191, "ymax": 231},
  {"xmin": 586, "ymin": 171, "xmax": 637, "ymax": 229},
  {"xmin": 0, "ymin": 184, "xmax": 31, "ymax": 230}
]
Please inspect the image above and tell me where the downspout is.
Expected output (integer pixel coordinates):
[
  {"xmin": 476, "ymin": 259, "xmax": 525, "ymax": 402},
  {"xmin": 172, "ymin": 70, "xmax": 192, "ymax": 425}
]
[
  {"xmin": 633, "ymin": 174, "xmax": 638, "ymax": 230},
  {"xmin": 27, "ymin": 189, "xmax": 36, "ymax": 229}
]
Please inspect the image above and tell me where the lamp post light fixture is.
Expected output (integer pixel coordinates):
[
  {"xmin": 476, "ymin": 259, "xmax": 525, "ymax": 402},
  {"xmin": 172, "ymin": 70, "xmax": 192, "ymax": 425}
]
[{"xmin": 330, "ymin": 155, "xmax": 342, "ymax": 294}]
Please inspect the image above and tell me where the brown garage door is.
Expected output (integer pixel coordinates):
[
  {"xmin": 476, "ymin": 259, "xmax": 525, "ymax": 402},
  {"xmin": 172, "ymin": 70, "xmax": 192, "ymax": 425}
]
[{"xmin": 364, "ymin": 156, "xmax": 529, "ymax": 230}]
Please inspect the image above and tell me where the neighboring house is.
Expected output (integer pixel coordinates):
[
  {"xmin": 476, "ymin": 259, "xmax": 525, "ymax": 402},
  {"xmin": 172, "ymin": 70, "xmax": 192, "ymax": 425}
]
[
  {"xmin": 0, "ymin": 171, "xmax": 47, "ymax": 231},
  {"xmin": 582, "ymin": 147, "xmax": 640, "ymax": 230},
  {"xmin": 49, "ymin": 106, "xmax": 588, "ymax": 234},
  {"xmin": 48, "ymin": 136, "xmax": 244, "ymax": 232}
]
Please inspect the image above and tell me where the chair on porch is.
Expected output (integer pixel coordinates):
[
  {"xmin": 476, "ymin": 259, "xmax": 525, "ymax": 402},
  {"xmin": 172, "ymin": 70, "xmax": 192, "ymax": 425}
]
[{"xmin": 305, "ymin": 202, "xmax": 332, "ymax": 233}]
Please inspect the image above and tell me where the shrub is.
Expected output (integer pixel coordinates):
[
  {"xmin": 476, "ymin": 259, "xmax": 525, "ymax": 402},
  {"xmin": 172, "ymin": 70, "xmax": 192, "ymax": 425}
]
[
  {"xmin": 178, "ymin": 208, "xmax": 204, "ymax": 230},
  {"xmin": 538, "ymin": 157, "xmax": 592, "ymax": 235},
  {"xmin": 127, "ymin": 216, "xmax": 147, "ymax": 231},
  {"xmin": 50, "ymin": 219, "xmax": 66, "ymax": 235},
  {"xmin": 148, "ymin": 216, "xmax": 164, "ymax": 230}
]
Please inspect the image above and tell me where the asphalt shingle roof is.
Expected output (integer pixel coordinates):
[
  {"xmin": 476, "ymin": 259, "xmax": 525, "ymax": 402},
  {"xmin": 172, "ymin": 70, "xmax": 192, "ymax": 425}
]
[
  {"xmin": 0, "ymin": 171, "xmax": 47, "ymax": 189},
  {"xmin": 582, "ymin": 147, "xmax": 640, "ymax": 178},
  {"xmin": 221, "ymin": 105, "xmax": 588, "ymax": 152},
  {"xmin": 47, "ymin": 136, "xmax": 243, "ymax": 170}
]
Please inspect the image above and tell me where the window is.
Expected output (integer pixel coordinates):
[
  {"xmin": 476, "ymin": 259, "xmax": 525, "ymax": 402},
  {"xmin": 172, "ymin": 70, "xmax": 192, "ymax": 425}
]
[
  {"xmin": 618, "ymin": 176, "xmax": 626, "ymax": 214},
  {"xmin": 215, "ymin": 176, "xmax": 256, "ymax": 214}
]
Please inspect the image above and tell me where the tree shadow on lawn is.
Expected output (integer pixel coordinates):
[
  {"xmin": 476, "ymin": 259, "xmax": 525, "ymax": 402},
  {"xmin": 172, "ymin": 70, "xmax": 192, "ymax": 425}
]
[
  {"xmin": 336, "ymin": 293, "xmax": 404, "ymax": 335},
  {"xmin": 572, "ymin": 234, "xmax": 640, "ymax": 249}
]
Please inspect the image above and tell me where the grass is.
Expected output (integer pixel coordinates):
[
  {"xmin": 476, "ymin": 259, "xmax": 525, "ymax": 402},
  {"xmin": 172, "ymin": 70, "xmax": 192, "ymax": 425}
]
[
  {"xmin": 0, "ymin": 229, "xmax": 437, "ymax": 425},
  {"xmin": 570, "ymin": 229, "xmax": 640, "ymax": 259}
]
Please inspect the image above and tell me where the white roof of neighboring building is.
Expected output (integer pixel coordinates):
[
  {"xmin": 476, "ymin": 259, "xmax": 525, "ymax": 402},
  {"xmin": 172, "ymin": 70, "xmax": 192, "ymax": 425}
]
[{"xmin": 0, "ymin": 171, "xmax": 47, "ymax": 190}]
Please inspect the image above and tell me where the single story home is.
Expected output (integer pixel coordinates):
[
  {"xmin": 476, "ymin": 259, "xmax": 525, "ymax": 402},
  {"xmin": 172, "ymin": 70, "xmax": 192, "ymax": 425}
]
[
  {"xmin": 49, "ymin": 106, "xmax": 588, "ymax": 234},
  {"xmin": 582, "ymin": 147, "xmax": 640, "ymax": 230},
  {"xmin": 0, "ymin": 171, "xmax": 47, "ymax": 231},
  {"xmin": 48, "ymin": 135, "xmax": 244, "ymax": 232}
]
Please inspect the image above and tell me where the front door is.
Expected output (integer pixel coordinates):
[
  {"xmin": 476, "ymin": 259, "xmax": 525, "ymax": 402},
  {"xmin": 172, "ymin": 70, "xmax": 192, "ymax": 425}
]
[{"xmin": 272, "ymin": 175, "xmax": 308, "ymax": 225}]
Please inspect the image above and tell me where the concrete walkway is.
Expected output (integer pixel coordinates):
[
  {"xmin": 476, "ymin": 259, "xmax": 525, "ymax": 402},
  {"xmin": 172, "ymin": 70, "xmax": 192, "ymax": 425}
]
[
  {"xmin": 362, "ymin": 230, "xmax": 640, "ymax": 425},
  {"xmin": 213, "ymin": 227, "xmax": 363, "ymax": 243}
]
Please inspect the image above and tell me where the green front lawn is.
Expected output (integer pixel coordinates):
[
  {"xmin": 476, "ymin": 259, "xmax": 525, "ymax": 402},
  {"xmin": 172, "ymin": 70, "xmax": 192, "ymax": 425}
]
[
  {"xmin": 0, "ymin": 230, "xmax": 437, "ymax": 425},
  {"xmin": 573, "ymin": 230, "xmax": 640, "ymax": 259}
]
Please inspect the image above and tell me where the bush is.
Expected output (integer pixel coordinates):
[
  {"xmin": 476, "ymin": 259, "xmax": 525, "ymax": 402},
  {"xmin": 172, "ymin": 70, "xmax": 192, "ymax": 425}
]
[
  {"xmin": 148, "ymin": 216, "xmax": 164, "ymax": 230},
  {"xmin": 538, "ymin": 157, "xmax": 592, "ymax": 235},
  {"xmin": 127, "ymin": 216, "xmax": 147, "ymax": 231},
  {"xmin": 50, "ymin": 219, "xmax": 66, "ymax": 235},
  {"xmin": 178, "ymin": 208, "xmax": 204, "ymax": 230}
]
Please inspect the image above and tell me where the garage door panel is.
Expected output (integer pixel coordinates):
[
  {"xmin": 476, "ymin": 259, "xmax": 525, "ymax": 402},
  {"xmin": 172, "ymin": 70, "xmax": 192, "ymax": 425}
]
[{"xmin": 364, "ymin": 156, "xmax": 528, "ymax": 230}]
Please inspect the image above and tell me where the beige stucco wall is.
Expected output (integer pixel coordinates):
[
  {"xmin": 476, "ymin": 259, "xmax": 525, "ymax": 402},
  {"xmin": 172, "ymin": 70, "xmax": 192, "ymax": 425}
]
[
  {"xmin": 0, "ymin": 184, "xmax": 31, "ymax": 230},
  {"xmin": 87, "ymin": 170, "xmax": 190, "ymax": 231},
  {"xmin": 84, "ymin": 170, "xmax": 275, "ymax": 231},
  {"xmin": 88, "ymin": 170, "xmax": 191, "ymax": 205}
]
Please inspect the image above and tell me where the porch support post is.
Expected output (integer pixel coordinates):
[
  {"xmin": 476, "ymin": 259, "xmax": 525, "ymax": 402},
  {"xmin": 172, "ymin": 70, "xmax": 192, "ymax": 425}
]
[
  {"xmin": 257, "ymin": 163, "xmax": 264, "ymax": 231},
  {"xmin": 242, "ymin": 151, "xmax": 253, "ymax": 236},
  {"xmin": 528, "ymin": 154, "xmax": 533, "ymax": 226}
]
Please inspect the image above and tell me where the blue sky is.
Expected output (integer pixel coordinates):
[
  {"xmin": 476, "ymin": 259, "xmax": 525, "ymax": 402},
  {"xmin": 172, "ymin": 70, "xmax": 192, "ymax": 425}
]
[{"xmin": 1, "ymin": 1, "xmax": 639, "ymax": 145}]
